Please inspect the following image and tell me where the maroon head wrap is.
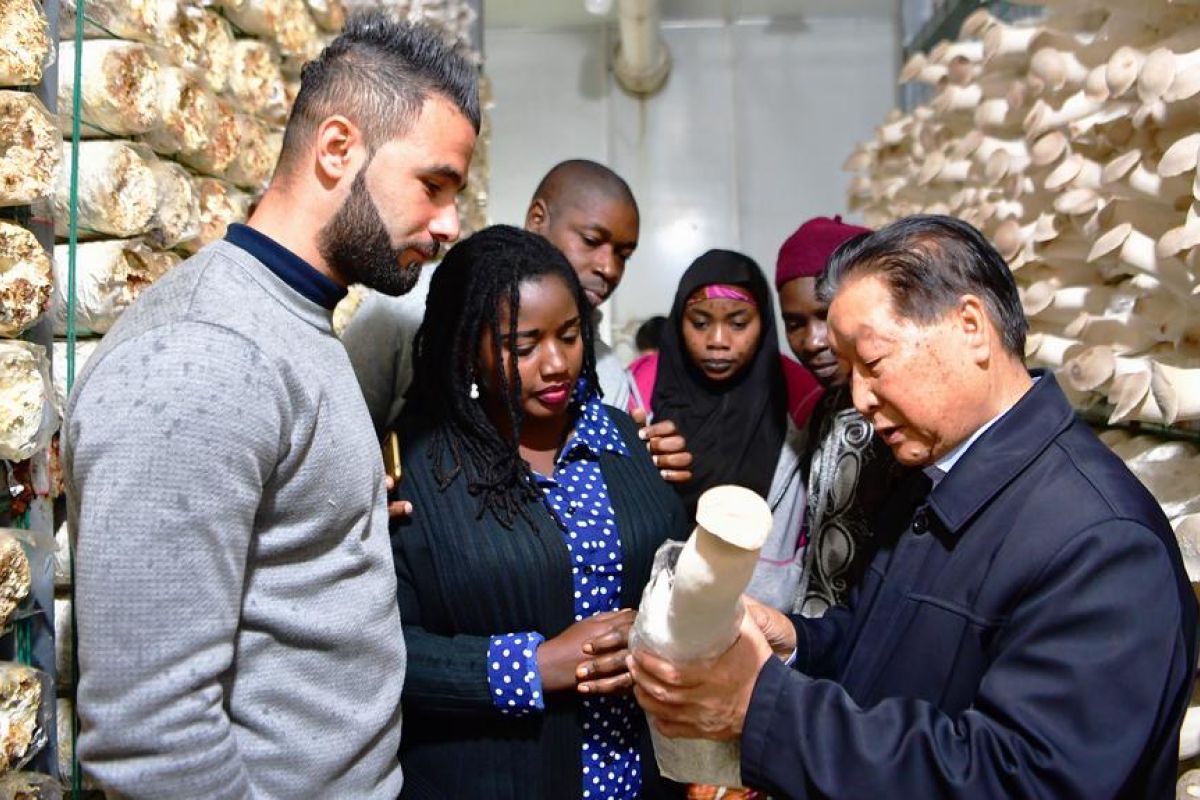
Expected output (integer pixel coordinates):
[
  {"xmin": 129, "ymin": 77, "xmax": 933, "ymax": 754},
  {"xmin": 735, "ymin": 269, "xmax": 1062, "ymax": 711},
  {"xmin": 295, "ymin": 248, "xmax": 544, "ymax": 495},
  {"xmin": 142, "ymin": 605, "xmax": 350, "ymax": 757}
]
[{"xmin": 775, "ymin": 215, "xmax": 872, "ymax": 289}]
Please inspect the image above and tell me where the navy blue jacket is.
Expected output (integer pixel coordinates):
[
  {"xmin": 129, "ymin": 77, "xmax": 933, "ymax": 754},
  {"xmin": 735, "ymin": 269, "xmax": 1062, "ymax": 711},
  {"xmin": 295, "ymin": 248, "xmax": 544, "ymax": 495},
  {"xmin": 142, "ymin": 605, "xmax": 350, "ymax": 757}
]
[{"xmin": 741, "ymin": 373, "xmax": 1197, "ymax": 799}]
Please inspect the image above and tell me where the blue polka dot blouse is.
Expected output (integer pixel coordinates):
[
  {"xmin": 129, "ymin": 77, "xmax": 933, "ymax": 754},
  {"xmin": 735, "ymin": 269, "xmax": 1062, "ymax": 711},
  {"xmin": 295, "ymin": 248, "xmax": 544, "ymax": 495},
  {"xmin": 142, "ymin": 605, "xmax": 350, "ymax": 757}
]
[{"xmin": 487, "ymin": 397, "xmax": 641, "ymax": 800}]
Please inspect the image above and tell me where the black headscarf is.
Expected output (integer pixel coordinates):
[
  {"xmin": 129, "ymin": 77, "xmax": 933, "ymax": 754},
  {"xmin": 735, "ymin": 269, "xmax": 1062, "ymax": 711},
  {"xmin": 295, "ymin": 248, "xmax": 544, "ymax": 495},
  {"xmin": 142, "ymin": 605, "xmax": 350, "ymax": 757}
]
[{"xmin": 652, "ymin": 249, "xmax": 789, "ymax": 516}]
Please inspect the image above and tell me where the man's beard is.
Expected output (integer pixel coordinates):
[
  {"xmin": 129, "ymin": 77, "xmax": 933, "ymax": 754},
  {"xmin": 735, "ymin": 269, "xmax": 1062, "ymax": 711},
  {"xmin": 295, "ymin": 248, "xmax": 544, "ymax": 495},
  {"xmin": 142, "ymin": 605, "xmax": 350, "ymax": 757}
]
[{"xmin": 317, "ymin": 170, "xmax": 440, "ymax": 297}]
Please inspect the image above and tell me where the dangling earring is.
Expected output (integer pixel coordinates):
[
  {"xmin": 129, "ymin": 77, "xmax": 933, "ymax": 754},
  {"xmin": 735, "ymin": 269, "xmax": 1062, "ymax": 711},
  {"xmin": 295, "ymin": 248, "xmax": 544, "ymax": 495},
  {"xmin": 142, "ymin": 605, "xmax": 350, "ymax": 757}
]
[{"xmin": 469, "ymin": 379, "xmax": 480, "ymax": 400}]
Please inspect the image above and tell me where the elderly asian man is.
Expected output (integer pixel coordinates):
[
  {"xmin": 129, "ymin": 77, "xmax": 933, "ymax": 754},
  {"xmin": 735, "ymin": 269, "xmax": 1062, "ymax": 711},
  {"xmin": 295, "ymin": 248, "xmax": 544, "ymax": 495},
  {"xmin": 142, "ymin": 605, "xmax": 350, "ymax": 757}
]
[{"xmin": 629, "ymin": 214, "xmax": 1197, "ymax": 799}]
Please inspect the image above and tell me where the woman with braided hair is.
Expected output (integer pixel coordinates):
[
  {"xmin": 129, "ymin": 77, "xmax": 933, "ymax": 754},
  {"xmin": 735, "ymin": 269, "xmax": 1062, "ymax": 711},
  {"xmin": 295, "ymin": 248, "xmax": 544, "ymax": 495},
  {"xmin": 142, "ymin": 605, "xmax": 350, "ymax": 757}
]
[{"xmin": 389, "ymin": 224, "xmax": 688, "ymax": 799}]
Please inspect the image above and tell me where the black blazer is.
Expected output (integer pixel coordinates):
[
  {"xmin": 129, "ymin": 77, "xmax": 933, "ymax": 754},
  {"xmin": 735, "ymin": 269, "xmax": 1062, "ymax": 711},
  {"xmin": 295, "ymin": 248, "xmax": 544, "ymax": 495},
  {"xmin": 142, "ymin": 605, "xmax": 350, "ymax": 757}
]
[
  {"xmin": 390, "ymin": 407, "xmax": 689, "ymax": 800},
  {"xmin": 741, "ymin": 373, "xmax": 1198, "ymax": 799}
]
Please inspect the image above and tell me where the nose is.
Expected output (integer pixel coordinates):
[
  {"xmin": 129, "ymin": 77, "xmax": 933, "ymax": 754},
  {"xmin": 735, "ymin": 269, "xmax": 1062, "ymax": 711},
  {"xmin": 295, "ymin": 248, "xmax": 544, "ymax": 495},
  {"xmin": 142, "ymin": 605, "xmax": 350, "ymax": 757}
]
[
  {"xmin": 594, "ymin": 247, "xmax": 622, "ymax": 284},
  {"xmin": 804, "ymin": 320, "xmax": 828, "ymax": 356},
  {"xmin": 708, "ymin": 324, "xmax": 731, "ymax": 351},
  {"xmin": 543, "ymin": 341, "xmax": 569, "ymax": 378},
  {"xmin": 428, "ymin": 201, "xmax": 461, "ymax": 243},
  {"xmin": 849, "ymin": 369, "xmax": 880, "ymax": 417}
]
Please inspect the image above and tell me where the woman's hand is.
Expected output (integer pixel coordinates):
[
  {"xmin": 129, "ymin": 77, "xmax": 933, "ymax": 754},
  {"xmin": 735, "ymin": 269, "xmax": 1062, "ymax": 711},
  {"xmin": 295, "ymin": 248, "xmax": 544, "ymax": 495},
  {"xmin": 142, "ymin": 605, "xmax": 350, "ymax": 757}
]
[
  {"xmin": 385, "ymin": 475, "xmax": 413, "ymax": 519},
  {"xmin": 631, "ymin": 409, "xmax": 693, "ymax": 484},
  {"xmin": 577, "ymin": 609, "xmax": 638, "ymax": 695},
  {"xmin": 537, "ymin": 609, "xmax": 636, "ymax": 693}
]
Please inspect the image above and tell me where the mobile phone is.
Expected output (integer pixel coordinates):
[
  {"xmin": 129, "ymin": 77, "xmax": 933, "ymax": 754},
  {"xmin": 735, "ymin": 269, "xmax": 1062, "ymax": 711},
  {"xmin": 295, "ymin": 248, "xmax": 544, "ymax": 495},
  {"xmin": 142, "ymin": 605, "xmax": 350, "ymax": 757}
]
[{"xmin": 382, "ymin": 431, "xmax": 402, "ymax": 483}]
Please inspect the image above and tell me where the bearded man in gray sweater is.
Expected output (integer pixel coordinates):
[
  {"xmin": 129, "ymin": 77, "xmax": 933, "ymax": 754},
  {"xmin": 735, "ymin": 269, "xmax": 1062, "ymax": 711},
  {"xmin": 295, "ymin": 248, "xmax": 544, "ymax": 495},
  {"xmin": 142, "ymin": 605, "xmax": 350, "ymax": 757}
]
[{"xmin": 63, "ymin": 13, "xmax": 478, "ymax": 799}]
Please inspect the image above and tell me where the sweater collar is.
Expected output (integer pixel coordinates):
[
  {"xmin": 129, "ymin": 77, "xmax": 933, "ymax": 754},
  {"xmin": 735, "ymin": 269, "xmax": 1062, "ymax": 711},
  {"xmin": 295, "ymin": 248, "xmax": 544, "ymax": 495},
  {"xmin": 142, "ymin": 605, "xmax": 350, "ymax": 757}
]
[{"xmin": 225, "ymin": 223, "xmax": 347, "ymax": 311}]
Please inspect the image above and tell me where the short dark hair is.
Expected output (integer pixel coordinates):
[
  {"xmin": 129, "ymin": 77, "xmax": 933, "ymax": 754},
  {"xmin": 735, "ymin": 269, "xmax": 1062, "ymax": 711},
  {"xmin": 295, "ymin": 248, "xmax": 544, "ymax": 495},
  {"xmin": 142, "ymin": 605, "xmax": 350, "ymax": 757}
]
[
  {"xmin": 635, "ymin": 315, "xmax": 666, "ymax": 352},
  {"xmin": 278, "ymin": 10, "xmax": 480, "ymax": 173},
  {"xmin": 405, "ymin": 225, "xmax": 599, "ymax": 529},
  {"xmin": 818, "ymin": 214, "xmax": 1027, "ymax": 357},
  {"xmin": 531, "ymin": 159, "xmax": 639, "ymax": 219}
]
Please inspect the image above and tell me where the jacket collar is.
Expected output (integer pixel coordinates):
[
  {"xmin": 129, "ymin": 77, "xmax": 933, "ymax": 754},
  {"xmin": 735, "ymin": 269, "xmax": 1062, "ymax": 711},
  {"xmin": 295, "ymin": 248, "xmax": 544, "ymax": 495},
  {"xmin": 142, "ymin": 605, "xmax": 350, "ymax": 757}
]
[{"xmin": 926, "ymin": 370, "xmax": 1074, "ymax": 536}]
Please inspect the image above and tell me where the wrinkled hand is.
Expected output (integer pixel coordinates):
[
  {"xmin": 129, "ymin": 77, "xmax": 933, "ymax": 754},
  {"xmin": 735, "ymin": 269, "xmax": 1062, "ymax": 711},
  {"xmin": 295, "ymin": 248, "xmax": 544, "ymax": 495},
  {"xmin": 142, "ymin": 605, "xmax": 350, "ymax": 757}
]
[
  {"xmin": 742, "ymin": 595, "xmax": 797, "ymax": 661},
  {"xmin": 628, "ymin": 612, "xmax": 772, "ymax": 740},
  {"xmin": 577, "ymin": 609, "xmax": 637, "ymax": 695},
  {"xmin": 539, "ymin": 609, "xmax": 636, "ymax": 693},
  {"xmin": 385, "ymin": 476, "xmax": 413, "ymax": 519},
  {"xmin": 631, "ymin": 409, "xmax": 693, "ymax": 484}
]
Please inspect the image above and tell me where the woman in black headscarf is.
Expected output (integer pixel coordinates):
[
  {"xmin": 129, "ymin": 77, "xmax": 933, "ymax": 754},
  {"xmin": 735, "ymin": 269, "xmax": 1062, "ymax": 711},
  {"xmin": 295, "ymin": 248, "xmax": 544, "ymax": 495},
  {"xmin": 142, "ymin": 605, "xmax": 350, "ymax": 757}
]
[{"xmin": 641, "ymin": 249, "xmax": 810, "ymax": 613}]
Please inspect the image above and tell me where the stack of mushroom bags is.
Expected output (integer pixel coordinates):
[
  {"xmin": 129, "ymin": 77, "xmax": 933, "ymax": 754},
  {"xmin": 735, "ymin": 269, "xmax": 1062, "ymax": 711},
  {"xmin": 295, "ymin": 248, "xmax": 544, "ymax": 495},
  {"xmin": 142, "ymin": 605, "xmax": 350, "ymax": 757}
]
[
  {"xmin": 0, "ymin": 0, "xmax": 58, "ymax": 783},
  {"xmin": 845, "ymin": 0, "xmax": 1200, "ymax": 785},
  {"xmin": 41, "ymin": 0, "xmax": 343, "ymax": 351},
  {"xmin": 0, "ymin": 0, "xmax": 58, "ymax": 469}
]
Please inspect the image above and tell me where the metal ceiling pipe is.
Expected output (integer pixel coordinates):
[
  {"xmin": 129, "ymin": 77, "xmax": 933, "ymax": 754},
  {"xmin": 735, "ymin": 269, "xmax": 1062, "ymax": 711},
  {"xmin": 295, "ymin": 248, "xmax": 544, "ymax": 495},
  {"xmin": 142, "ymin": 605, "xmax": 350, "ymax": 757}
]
[{"xmin": 612, "ymin": 0, "xmax": 671, "ymax": 95}]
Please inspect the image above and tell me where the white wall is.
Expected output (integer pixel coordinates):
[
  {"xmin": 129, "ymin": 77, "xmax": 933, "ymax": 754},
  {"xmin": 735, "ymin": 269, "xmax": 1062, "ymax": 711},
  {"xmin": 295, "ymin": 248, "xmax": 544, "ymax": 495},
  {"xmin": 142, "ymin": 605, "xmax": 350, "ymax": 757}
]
[{"xmin": 484, "ymin": 14, "xmax": 898, "ymax": 353}]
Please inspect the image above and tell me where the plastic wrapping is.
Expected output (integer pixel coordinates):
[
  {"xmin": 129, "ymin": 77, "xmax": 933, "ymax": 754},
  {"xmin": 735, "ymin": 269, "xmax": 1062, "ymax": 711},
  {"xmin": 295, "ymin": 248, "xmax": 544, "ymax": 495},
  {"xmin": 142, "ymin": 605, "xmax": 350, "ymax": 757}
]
[
  {"xmin": 52, "ymin": 239, "xmax": 179, "ymax": 336},
  {"xmin": 0, "ymin": 771, "xmax": 62, "ymax": 800},
  {"xmin": 176, "ymin": 97, "xmax": 240, "ymax": 179},
  {"xmin": 166, "ymin": 6, "xmax": 235, "ymax": 94},
  {"xmin": 50, "ymin": 141, "xmax": 158, "ymax": 239},
  {"xmin": 220, "ymin": 0, "xmax": 322, "ymax": 64},
  {"xmin": 0, "ymin": 663, "xmax": 52, "ymax": 772},
  {"xmin": 54, "ymin": 598, "xmax": 71, "ymax": 688},
  {"xmin": 228, "ymin": 40, "xmax": 289, "ymax": 126},
  {"xmin": 182, "ymin": 178, "xmax": 252, "ymax": 254},
  {"xmin": 1180, "ymin": 767, "xmax": 1200, "ymax": 799},
  {"xmin": 139, "ymin": 65, "xmax": 218, "ymax": 158},
  {"xmin": 50, "ymin": 340, "xmax": 97, "ymax": 413},
  {"xmin": 0, "ymin": 220, "xmax": 53, "ymax": 337},
  {"xmin": 0, "ymin": 529, "xmax": 31, "ymax": 629},
  {"xmin": 55, "ymin": 698, "xmax": 88, "ymax": 791},
  {"xmin": 57, "ymin": 40, "xmax": 161, "ymax": 137},
  {"xmin": 0, "ymin": 341, "xmax": 58, "ymax": 462},
  {"xmin": 147, "ymin": 159, "xmax": 201, "ymax": 249},
  {"xmin": 60, "ymin": 0, "xmax": 179, "ymax": 45},
  {"xmin": 0, "ymin": 91, "xmax": 61, "ymax": 208},
  {"xmin": 631, "ymin": 486, "xmax": 774, "ymax": 788},
  {"xmin": 225, "ymin": 114, "xmax": 280, "ymax": 190},
  {"xmin": 281, "ymin": 29, "xmax": 333, "ymax": 78},
  {"xmin": 0, "ymin": 0, "xmax": 53, "ymax": 86},
  {"xmin": 305, "ymin": 0, "xmax": 345, "ymax": 33},
  {"xmin": 284, "ymin": 77, "xmax": 301, "ymax": 110},
  {"xmin": 276, "ymin": 0, "xmax": 324, "ymax": 64},
  {"xmin": 51, "ymin": 520, "xmax": 71, "ymax": 590},
  {"xmin": 215, "ymin": 0, "xmax": 288, "ymax": 38}
]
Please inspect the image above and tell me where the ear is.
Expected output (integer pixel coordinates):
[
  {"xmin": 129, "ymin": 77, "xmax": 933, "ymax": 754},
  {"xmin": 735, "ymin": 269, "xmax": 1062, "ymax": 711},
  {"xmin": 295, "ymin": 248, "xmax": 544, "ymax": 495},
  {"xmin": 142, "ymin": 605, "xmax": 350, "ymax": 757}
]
[
  {"xmin": 956, "ymin": 294, "xmax": 992, "ymax": 364},
  {"xmin": 525, "ymin": 198, "xmax": 549, "ymax": 233},
  {"xmin": 312, "ymin": 115, "xmax": 366, "ymax": 184}
]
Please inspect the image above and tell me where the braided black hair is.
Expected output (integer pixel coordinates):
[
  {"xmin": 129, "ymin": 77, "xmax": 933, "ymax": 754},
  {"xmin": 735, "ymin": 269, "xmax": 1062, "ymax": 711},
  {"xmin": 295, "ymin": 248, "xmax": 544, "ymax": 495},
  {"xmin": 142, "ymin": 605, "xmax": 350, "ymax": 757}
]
[{"xmin": 407, "ymin": 224, "xmax": 600, "ymax": 528}]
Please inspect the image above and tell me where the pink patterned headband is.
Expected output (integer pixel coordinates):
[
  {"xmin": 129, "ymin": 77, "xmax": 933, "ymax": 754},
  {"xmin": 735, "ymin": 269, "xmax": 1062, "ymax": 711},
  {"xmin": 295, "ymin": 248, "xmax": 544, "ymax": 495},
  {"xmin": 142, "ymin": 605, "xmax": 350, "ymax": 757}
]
[{"xmin": 686, "ymin": 284, "xmax": 757, "ymax": 307}]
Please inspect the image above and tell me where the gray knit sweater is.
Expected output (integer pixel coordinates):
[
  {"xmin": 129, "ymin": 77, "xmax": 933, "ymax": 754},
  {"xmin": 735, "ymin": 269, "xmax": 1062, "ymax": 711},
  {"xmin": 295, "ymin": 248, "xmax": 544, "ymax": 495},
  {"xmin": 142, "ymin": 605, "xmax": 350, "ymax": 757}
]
[{"xmin": 63, "ymin": 241, "xmax": 405, "ymax": 799}]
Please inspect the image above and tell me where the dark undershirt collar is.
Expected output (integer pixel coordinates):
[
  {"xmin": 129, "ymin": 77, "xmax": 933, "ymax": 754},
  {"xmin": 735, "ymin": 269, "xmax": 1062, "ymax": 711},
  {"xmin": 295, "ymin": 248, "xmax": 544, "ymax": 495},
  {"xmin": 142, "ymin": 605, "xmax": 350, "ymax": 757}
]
[{"xmin": 224, "ymin": 223, "xmax": 347, "ymax": 311}]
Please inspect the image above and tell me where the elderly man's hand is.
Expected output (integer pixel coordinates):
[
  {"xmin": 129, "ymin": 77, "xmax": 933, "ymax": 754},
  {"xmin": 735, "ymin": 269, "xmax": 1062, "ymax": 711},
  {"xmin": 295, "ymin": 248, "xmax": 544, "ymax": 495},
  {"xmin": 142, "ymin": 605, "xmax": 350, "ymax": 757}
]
[
  {"xmin": 627, "ymin": 612, "xmax": 773, "ymax": 740},
  {"xmin": 631, "ymin": 408, "xmax": 694, "ymax": 484},
  {"xmin": 742, "ymin": 595, "xmax": 797, "ymax": 661}
]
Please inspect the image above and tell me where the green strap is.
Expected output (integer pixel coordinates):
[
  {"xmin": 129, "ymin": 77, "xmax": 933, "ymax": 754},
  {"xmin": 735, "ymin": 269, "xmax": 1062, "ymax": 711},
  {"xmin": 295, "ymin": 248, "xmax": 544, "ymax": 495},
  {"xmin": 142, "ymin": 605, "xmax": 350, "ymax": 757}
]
[{"xmin": 67, "ymin": 2, "xmax": 85, "ymax": 795}]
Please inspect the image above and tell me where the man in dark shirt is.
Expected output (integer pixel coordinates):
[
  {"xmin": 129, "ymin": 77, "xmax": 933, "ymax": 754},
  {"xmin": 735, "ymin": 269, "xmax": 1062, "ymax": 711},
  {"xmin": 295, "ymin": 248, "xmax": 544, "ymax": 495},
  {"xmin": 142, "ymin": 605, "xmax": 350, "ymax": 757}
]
[{"xmin": 630, "ymin": 215, "xmax": 1197, "ymax": 799}]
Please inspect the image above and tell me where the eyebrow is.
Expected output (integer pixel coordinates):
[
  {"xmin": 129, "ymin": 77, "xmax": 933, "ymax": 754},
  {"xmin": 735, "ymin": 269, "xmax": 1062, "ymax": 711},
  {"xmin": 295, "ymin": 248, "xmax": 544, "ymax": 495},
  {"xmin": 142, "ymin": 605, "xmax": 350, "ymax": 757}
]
[
  {"xmin": 424, "ymin": 164, "xmax": 466, "ymax": 191},
  {"xmin": 512, "ymin": 316, "xmax": 581, "ymax": 339},
  {"xmin": 578, "ymin": 222, "xmax": 638, "ymax": 250}
]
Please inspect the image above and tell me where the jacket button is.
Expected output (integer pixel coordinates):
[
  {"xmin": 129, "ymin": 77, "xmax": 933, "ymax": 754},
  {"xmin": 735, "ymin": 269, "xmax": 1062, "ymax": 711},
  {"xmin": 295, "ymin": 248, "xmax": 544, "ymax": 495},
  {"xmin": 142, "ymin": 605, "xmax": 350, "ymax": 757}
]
[{"xmin": 912, "ymin": 512, "xmax": 928, "ymax": 534}]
